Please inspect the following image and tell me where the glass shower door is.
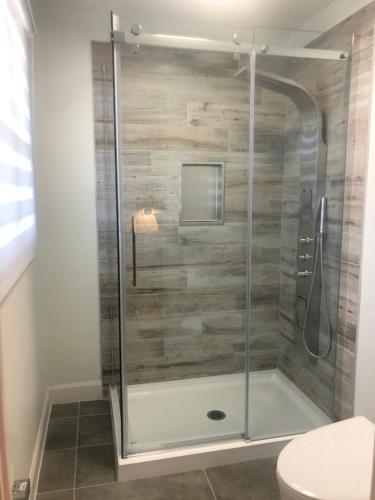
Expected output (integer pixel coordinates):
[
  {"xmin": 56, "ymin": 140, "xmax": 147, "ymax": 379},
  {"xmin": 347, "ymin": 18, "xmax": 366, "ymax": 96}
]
[
  {"xmin": 248, "ymin": 44, "xmax": 350, "ymax": 440},
  {"xmin": 105, "ymin": 17, "xmax": 351, "ymax": 457},
  {"xmin": 110, "ymin": 17, "xmax": 251, "ymax": 455}
]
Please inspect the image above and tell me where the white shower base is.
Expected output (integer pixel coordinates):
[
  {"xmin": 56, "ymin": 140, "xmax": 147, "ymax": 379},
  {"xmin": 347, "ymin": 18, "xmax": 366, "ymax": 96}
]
[
  {"xmin": 111, "ymin": 369, "xmax": 331, "ymax": 481},
  {"xmin": 128, "ymin": 369, "xmax": 330, "ymax": 450}
]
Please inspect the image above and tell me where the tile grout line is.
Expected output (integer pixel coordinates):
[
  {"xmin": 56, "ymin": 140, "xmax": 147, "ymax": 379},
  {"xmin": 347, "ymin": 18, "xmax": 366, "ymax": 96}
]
[
  {"xmin": 37, "ymin": 487, "xmax": 74, "ymax": 496},
  {"xmin": 77, "ymin": 441, "xmax": 113, "ymax": 449},
  {"xmin": 50, "ymin": 411, "xmax": 110, "ymax": 421},
  {"xmin": 73, "ymin": 402, "xmax": 81, "ymax": 500},
  {"xmin": 203, "ymin": 469, "xmax": 218, "ymax": 500},
  {"xmin": 49, "ymin": 416, "xmax": 79, "ymax": 421},
  {"xmin": 43, "ymin": 446, "xmax": 77, "ymax": 453},
  {"xmin": 42, "ymin": 440, "xmax": 113, "ymax": 456},
  {"xmin": 38, "ymin": 402, "xmax": 112, "ymax": 498},
  {"xmin": 75, "ymin": 479, "xmax": 118, "ymax": 491},
  {"xmin": 78, "ymin": 411, "xmax": 110, "ymax": 417}
]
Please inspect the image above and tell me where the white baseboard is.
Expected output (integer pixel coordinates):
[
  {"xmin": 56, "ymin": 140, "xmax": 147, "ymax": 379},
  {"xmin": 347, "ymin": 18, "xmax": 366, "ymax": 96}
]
[
  {"xmin": 29, "ymin": 388, "xmax": 50, "ymax": 500},
  {"xmin": 29, "ymin": 380, "xmax": 103, "ymax": 499},
  {"xmin": 48, "ymin": 379, "xmax": 103, "ymax": 404}
]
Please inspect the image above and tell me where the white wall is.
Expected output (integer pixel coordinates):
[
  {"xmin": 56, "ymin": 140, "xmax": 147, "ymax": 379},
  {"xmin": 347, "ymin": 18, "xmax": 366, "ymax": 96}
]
[
  {"xmin": 31, "ymin": 5, "xmax": 105, "ymax": 386},
  {"xmin": 354, "ymin": 26, "xmax": 375, "ymax": 422},
  {"xmin": 0, "ymin": 265, "xmax": 46, "ymax": 487}
]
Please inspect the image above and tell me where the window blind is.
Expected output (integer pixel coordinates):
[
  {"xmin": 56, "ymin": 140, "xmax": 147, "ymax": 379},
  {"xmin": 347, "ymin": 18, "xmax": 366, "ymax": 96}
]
[{"xmin": 0, "ymin": 0, "xmax": 35, "ymax": 303}]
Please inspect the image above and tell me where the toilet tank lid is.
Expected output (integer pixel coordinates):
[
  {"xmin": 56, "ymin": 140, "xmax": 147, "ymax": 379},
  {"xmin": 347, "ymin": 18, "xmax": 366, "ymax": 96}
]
[{"xmin": 277, "ymin": 417, "xmax": 374, "ymax": 500}]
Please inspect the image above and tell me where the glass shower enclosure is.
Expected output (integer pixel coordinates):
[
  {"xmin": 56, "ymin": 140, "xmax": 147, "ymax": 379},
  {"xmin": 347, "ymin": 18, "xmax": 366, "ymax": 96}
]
[{"xmin": 93, "ymin": 14, "xmax": 350, "ymax": 457}]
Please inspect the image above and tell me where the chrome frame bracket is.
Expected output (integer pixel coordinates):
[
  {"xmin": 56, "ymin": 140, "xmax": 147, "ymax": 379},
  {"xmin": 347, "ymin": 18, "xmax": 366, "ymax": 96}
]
[{"xmin": 111, "ymin": 30, "xmax": 125, "ymax": 43}]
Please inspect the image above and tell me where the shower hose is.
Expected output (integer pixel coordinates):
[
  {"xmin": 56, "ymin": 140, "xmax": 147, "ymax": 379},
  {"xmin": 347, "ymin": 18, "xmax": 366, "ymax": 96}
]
[{"xmin": 301, "ymin": 201, "xmax": 333, "ymax": 360}]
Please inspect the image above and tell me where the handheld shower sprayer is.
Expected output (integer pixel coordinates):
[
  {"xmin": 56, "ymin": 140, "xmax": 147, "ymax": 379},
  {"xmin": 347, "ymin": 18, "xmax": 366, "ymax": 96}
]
[{"xmin": 301, "ymin": 196, "xmax": 332, "ymax": 359}]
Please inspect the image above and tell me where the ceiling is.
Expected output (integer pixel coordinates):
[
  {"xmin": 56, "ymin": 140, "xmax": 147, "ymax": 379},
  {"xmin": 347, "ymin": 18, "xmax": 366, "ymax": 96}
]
[{"xmin": 31, "ymin": 0, "xmax": 373, "ymax": 33}]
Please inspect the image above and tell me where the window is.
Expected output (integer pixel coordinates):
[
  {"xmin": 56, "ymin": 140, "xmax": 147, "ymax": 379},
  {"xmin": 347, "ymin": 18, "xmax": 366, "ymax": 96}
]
[{"xmin": 0, "ymin": 0, "xmax": 35, "ymax": 302}]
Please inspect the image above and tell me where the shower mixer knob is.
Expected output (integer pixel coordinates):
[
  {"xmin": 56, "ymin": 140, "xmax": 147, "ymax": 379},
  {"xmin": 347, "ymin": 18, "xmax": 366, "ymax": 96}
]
[
  {"xmin": 295, "ymin": 270, "xmax": 313, "ymax": 278},
  {"xmin": 299, "ymin": 253, "xmax": 312, "ymax": 262},
  {"xmin": 299, "ymin": 236, "xmax": 314, "ymax": 244}
]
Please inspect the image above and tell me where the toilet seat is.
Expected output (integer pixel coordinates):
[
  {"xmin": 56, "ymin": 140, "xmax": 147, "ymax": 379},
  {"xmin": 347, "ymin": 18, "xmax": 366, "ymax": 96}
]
[{"xmin": 277, "ymin": 416, "xmax": 374, "ymax": 500}]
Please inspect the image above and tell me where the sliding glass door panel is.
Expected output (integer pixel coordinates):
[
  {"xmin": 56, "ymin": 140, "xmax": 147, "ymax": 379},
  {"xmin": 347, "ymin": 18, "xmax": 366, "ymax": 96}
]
[{"xmin": 111, "ymin": 30, "xmax": 251, "ymax": 454}]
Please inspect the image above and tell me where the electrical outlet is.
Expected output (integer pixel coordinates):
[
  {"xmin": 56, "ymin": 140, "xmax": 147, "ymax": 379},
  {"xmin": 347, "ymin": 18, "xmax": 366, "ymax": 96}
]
[{"xmin": 12, "ymin": 479, "xmax": 30, "ymax": 499}]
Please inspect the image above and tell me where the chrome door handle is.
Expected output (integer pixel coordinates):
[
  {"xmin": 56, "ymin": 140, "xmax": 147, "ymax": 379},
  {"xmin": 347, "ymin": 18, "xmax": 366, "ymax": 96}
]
[
  {"xmin": 131, "ymin": 216, "xmax": 136, "ymax": 286},
  {"xmin": 295, "ymin": 270, "xmax": 312, "ymax": 278}
]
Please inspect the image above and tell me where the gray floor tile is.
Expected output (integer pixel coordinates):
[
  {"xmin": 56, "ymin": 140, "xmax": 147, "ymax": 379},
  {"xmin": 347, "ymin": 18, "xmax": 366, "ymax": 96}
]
[
  {"xmin": 206, "ymin": 458, "xmax": 280, "ymax": 500},
  {"xmin": 75, "ymin": 471, "xmax": 215, "ymax": 500},
  {"xmin": 76, "ymin": 444, "xmax": 116, "ymax": 487},
  {"xmin": 37, "ymin": 450, "xmax": 76, "ymax": 493},
  {"xmin": 50, "ymin": 403, "xmax": 79, "ymax": 419},
  {"xmin": 78, "ymin": 414, "xmax": 113, "ymax": 447},
  {"xmin": 38, "ymin": 401, "xmax": 280, "ymax": 500},
  {"xmin": 45, "ymin": 418, "xmax": 78, "ymax": 451},
  {"xmin": 80, "ymin": 399, "xmax": 110, "ymax": 416},
  {"xmin": 36, "ymin": 490, "xmax": 74, "ymax": 500}
]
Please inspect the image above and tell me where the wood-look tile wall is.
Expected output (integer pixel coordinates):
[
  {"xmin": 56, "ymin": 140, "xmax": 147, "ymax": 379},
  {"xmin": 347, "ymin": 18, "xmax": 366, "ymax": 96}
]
[
  {"xmin": 92, "ymin": 43, "xmax": 119, "ymax": 389},
  {"xmin": 93, "ymin": 43, "xmax": 283, "ymax": 386},
  {"xmin": 259, "ymin": 3, "xmax": 374, "ymax": 419},
  {"xmin": 271, "ymin": 55, "xmax": 349, "ymax": 416},
  {"xmin": 251, "ymin": 5, "xmax": 374, "ymax": 419},
  {"xmin": 251, "ymin": 88, "xmax": 287, "ymax": 372},
  {"xmin": 121, "ymin": 47, "xmax": 249, "ymax": 384},
  {"xmin": 310, "ymin": 4, "xmax": 375, "ymax": 419}
]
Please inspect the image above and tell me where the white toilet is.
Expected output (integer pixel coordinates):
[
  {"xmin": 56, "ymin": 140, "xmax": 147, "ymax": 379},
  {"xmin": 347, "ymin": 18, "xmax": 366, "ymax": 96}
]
[{"xmin": 277, "ymin": 417, "xmax": 375, "ymax": 500}]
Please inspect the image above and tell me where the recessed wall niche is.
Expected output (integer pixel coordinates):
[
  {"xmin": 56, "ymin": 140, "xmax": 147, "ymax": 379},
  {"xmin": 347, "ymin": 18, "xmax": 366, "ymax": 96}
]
[{"xmin": 179, "ymin": 162, "xmax": 224, "ymax": 226}]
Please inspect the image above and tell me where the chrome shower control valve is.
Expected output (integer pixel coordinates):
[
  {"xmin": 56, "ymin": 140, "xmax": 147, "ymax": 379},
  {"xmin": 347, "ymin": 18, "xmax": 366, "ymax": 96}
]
[
  {"xmin": 299, "ymin": 236, "xmax": 314, "ymax": 244},
  {"xmin": 295, "ymin": 270, "xmax": 313, "ymax": 278},
  {"xmin": 299, "ymin": 253, "xmax": 312, "ymax": 262}
]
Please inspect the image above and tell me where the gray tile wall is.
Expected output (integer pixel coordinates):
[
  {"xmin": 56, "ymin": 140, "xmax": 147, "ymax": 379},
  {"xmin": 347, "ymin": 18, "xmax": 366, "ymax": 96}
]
[
  {"xmin": 120, "ymin": 47, "xmax": 249, "ymax": 384},
  {"xmin": 274, "ymin": 4, "xmax": 375, "ymax": 419},
  {"xmin": 312, "ymin": 4, "xmax": 375, "ymax": 419},
  {"xmin": 93, "ymin": 43, "xmax": 283, "ymax": 386},
  {"xmin": 92, "ymin": 43, "xmax": 120, "ymax": 389},
  {"xmin": 251, "ymin": 88, "xmax": 287, "ymax": 371},
  {"xmin": 272, "ymin": 55, "xmax": 349, "ymax": 416}
]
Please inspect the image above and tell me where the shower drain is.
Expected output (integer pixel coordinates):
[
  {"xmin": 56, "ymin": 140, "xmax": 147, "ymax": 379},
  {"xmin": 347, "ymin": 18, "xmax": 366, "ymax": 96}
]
[{"xmin": 207, "ymin": 409, "xmax": 226, "ymax": 421}]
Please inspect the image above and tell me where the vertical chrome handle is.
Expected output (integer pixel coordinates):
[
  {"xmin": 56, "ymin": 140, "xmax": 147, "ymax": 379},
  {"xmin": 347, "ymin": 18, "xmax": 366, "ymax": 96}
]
[
  {"xmin": 319, "ymin": 196, "xmax": 326, "ymax": 236},
  {"xmin": 131, "ymin": 216, "xmax": 136, "ymax": 286}
]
